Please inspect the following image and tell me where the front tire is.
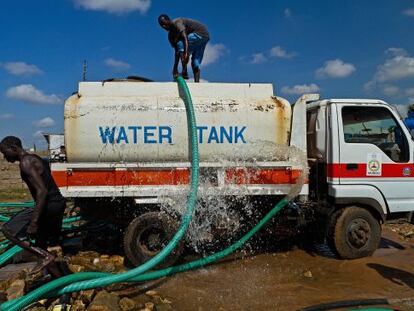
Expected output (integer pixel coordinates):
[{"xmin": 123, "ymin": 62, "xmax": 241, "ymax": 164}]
[
  {"xmin": 123, "ymin": 212, "xmax": 184, "ymax": 268},
  {"xmin": 327, "ymin": 207, "xmax": 381, "ymax": 259}
]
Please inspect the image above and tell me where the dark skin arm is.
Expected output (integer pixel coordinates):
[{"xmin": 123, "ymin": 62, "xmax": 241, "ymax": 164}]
[
  {"xmin": 180, "ymin": 30, "xmax": 189, "ymax": 64},
  {"xmin": 179, "ymin": 30, "xmax": 189, "ymax": 79},
  {"xmin": 20, "ymin": 156, "xmax": 47, "ymax": 237},
  {"xmin": 173, "ymin": 47, "xmax": 180, "ymax": 78}
]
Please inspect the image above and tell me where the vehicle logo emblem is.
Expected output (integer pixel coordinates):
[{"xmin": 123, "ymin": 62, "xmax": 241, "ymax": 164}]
[
  {"xmin": 368, "ymin": 160, "xmax": 380, "ymax": 172},
  {"xmin": 403, "ymin": 167, "xmax": 412, "ymax": 176}
]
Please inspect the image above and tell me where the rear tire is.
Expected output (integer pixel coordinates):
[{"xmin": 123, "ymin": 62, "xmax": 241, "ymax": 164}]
[
  {"xmin": 327, "ymin": 207, "xmax": 381, "ymax": 259},
  {"xmin": 123, "ymin": 212, "xmax": 184, "ymax": 268}
]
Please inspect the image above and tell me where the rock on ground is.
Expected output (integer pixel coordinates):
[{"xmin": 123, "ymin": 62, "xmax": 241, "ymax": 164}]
[
  {"xmin": 6, "ymin": 279, "xmax": 25, "ymax": 300},
  {"xmin": 88, "ymin": 290, "xmax": 120, "ymax": 311}
]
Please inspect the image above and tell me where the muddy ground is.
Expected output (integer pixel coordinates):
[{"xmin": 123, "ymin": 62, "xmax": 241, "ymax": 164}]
[
  {"xmin": 152, "ymin": 227, "xmax": 414, "ymax": 311},
  {"xmin": 1, "ymin": 225, "xmax": 414, "ymax": 311}
]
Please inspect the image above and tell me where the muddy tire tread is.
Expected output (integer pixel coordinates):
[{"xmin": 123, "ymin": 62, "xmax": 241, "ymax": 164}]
[
  {"xmin": 326, "ymin": 208, "xmax": 344, "ymax": 256},
  {"xmin": 331, "ymin": 206, "xmax": 381, "ymax": 259},
  {"xmin": 123, "ymin": 212, "xmax": 184, "ymax": 268}
]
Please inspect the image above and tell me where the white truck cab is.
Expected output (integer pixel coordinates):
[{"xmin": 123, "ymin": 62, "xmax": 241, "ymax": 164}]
[{"xmin": 305, "ymin": 97, "xmax": 414, "ymax": 258}]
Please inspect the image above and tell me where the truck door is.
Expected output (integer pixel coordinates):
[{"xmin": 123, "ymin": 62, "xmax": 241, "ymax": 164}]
[{"xmin": 337, "ymin": 103, "xmax": 414, "ymax": 212}]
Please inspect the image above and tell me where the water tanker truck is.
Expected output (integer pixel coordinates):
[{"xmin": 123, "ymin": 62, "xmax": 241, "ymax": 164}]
[{"xmin": 50, "ymin": 79, "xmax": 414, "ymax": 265}]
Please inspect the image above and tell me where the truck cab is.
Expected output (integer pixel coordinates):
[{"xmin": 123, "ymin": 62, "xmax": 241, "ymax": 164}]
[{"xmin": 305, "ymin": 97, "xmax": 414, "ymax": 258}]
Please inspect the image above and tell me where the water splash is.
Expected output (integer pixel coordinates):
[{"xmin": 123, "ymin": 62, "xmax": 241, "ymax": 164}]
[{"xmin": 159, "ymin": 142, "xmax": 308, "ymax": 255}]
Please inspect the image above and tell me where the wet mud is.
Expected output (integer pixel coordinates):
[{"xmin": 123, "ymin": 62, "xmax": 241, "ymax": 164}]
[
  {"xmin": 1, "ymin": 227, "xmax": 414, "ymax": 310},
  {"xmin": 154, "ymin": 228, "xmax": 414, "ymax": 311}
]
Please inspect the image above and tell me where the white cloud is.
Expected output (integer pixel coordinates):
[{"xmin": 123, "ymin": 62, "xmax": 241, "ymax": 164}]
[
  {"xmin": 6, "ymin": 84, "xmax": 61, "ymax": 105},
  {"xmin": 363, "ymin": 81, "xmax": 375, "ymax": 92},
  {"xmin": 104, "ymin": 58, "xmax": 131, "ymax": 71},
  {"xmin": 33, "ymin": 117, "xmax": 56, "ymax": 128},
  {"xmin": 386, "ymin": 47, "xmax": 408, "ymax": 57},
  {"xmin": 383, "ymin": 85, "xmax": 400, "ymax": 96},
  {"xmin": 74, "ymin": 0, "xmax": 151, "ymax": 14},
  {"xmin": 1, "ymin": 62, "xmax": 42, "ymax": 76},
  {"xmin": 250, "ymin": 53, "xmax": 267, "ymax": 64},
  {"xmin": 284, "ymin": 8, "xmax": 292, "ymax": 18},
  {"xmin": 269, "ymin": 46, "xmax": 296, "ymax": 59},
  {"xmin": 316, "ymin": 59, "xmax": 356, "ymax": 79},
  {"xmin": 0, "ymin": 113, "xmax": 14, "ymax": 120},
  {"xmin": 245, "ymin": 45, "xmax": 296, "ymax": 64},
  {"xmin": 365, "ymin": 49, "xmax": 414, "ymax": 93},
  {"xmin": 371, "ymin": 48, "xmax": 414, "ymax": 83},
  {"xmin": 203, "ymin": 43, "xmax": 227, "ymax": 66},
  {"xmin": 403, "ymin": 8, "xmax": 414, "ymax": 17},
  {"xmin": 281, "ymin": 83, "xmax": 320, "ymax": 95}
]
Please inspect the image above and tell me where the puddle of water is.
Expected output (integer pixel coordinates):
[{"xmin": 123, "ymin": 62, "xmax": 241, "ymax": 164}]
[{"xmin": 156, "ymin": 229, "xmax": 414, "ymax": 310}]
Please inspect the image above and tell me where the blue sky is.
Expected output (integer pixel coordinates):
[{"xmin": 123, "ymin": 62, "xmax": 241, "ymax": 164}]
[{"xmin": 1, "ymin": 0, "xmax": 414, "ymax": 148}]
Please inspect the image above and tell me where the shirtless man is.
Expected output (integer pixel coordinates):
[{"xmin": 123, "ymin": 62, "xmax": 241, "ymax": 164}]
[
  {"xmin": 158, "ymin": 14, "xmax": 210, "ymax": 82},
  {"xmin": 0, "ymin": 136, "xmax": 66, "ymax": 274}
]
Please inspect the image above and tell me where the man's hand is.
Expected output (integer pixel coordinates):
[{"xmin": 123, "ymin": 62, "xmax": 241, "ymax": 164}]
[
  {"xmin": 182, "ymin": 52, "xmax": 189, "ymax": 64},
  {"xmin": 27, "ymin": 222, "xmax": 38, "ymax": 240}
]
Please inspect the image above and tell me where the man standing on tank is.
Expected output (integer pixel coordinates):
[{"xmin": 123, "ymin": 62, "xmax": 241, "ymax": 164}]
[
  {"xmin": 0, "ymin": 136, "xmax": 66, "ymax": 275},
  {"xmin": 158, "ymin": 14, "xmax": 210, "ymax": 82}
]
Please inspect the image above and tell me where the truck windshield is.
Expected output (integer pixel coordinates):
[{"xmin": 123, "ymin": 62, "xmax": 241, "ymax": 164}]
[{"xmin": 342, "ymin": 106, "xmax": 409, "ymax": 163}]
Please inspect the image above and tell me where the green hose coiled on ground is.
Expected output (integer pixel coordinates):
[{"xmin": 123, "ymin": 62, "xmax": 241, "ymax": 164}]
[{"xmin": 1, "ymin": 76, "xmax": 200, "ymax": 311}]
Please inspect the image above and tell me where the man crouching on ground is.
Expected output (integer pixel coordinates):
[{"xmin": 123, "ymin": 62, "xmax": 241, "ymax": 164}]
[{"xmin": 0, "ymin": 136, "xmax": 66, "ymax": 275}]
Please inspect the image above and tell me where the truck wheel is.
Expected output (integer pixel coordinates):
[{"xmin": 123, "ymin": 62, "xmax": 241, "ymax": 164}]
[
  {"xmin": 327, "ymin": 207, "xmax": 381, "ymax": 259},
  {"xmin": 123, "ymin": 212, "xmax": 184, "ymax": 268}
]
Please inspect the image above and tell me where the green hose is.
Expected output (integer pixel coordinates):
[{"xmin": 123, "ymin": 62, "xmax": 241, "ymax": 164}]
[
  {"xmin": 0, "ymin": 215, "xmax": 80, "ymax": 224},
  {"xmin": 0, "ymin": 202, "xmax": 34, "ymax": 208},
  {"xmin": 0, "ymin": 246, "xmax": 22, "ymax": 266},
  {"xmin": 0, "ymin": 76, "xmax": 201, "ymax": 311},
  {"xmin": 0, "ymin": 244, "xmax": 10, "ymax": 251},
  {"xmin": 0, "ymin": 216, "xmax": 9, "ymax": 223}
]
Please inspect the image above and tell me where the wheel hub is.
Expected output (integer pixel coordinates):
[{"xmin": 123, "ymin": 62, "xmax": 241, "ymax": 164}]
[
  {"xmin": 139, "ymin": 227, "xmax": 166, "ymax": 253},
  {"xmin": 347, "ymin": 218, "xmax": 371, "ymax": 249}
]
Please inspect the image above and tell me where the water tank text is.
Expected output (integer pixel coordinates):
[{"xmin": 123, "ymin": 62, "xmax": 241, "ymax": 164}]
[{"xmin": 98, "ymin": 126, "xmax": 247, "ymax": 144}]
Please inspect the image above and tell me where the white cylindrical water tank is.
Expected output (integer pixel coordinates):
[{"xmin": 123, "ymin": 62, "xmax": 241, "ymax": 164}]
[{"xmin": 64, "ymin": 82, "xmax": 292, "ymax": 163}]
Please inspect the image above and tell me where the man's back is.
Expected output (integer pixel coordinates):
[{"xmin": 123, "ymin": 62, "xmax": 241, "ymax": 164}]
[
  {"xmin": 168, "ymin": 18, "xmax": 209, "ymax": 47},
  {"xmin": 20, "ymin": 154, "xmax": 63, "ymax": 202},
  {"xmin": 173, "ymin": 18, "xmax": 209, "ymax": 39}
]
